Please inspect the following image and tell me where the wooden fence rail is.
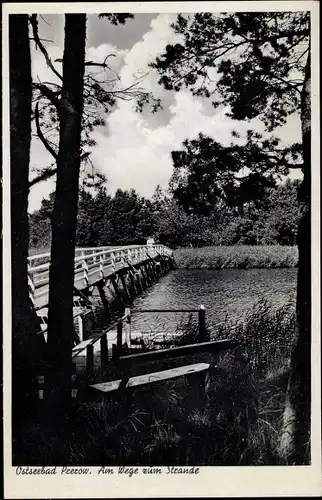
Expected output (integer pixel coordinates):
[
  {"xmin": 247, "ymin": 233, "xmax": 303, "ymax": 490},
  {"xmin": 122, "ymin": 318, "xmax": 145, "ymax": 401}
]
[
  {"xmin": 131, "ymin": 306, "xmax": 208, "ymax": 343},
  {"xmin": 117, "ymin": 339, "xmax": 234, "ymax": 367}
]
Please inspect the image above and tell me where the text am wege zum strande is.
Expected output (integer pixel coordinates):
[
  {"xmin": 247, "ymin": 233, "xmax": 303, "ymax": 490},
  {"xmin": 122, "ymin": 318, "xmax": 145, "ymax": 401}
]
[{"xmin": 15, "ymin": 466, "xmax": 200, "ymax": 476}]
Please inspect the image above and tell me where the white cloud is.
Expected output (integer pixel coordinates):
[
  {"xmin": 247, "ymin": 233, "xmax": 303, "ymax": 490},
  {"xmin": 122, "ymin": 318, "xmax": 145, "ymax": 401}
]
[{"xmin": 89, "ymin": 88, "xmax": 269, "ymax": 199}]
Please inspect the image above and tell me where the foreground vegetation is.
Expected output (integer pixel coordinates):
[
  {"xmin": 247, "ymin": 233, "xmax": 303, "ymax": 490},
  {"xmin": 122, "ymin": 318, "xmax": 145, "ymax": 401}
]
[
  {"xmin": 174, "ymin": 245, "xmax": 298, "ymax": 269},
  {"xmin": 14, "ymin": 300, "xmax": 298, "ymax": 466}
]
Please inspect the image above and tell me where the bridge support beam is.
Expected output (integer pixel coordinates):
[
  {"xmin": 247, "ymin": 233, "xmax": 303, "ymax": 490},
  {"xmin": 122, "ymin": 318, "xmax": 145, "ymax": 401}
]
[
  {"xmin": 136, "ymin": 270, "xmax": 144, "ymax": 292},
  {"xmin": 110, "ymin": 275, "xmax": 125, "ymax": 309},
  {"xmin": 97, "ymin": 282, "xmax": 110, "ymax": 318},
  {"xmin": 119, "ymin": 272, "xmax": 131, "ymax": 306},
  {"xmin": 129, "ymin": 270, "xmax": 138, "ymax": 295}
]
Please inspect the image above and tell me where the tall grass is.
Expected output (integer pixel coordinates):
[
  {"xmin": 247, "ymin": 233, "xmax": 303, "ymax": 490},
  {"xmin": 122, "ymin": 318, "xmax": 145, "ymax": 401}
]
[
  {"xmin": 216, "ymin": 299, "xmax": 296, "ymax": 378},
  {"xmin": 174, "ymin": 245, "xmax": 298, "ymax": 269},
  {"xmin": 13, "ymin": 300, "xmax": 296, "ymax": 466}
]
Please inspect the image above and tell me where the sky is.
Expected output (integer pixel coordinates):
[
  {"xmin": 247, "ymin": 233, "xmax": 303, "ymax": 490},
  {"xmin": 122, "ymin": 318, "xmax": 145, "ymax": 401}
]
[{"xmin": 29, "ymin": 13, "xmax": 303, "ymax": 213}]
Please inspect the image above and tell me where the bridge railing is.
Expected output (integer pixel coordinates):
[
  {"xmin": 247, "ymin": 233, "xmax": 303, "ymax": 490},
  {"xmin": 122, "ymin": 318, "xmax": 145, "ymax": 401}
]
[{"xmin": 28, "ymin": 244, "xmax": 173, "ymax": 309}]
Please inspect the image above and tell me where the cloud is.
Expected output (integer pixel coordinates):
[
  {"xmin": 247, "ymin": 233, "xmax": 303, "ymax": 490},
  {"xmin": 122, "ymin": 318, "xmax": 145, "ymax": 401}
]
[
  {"xmin": 89, "ymin": 88, "xmax": 268, "ymax": 198},
  {"xmin": 86, "ymin": 13, "xmax": 270, "ymax": 198}
]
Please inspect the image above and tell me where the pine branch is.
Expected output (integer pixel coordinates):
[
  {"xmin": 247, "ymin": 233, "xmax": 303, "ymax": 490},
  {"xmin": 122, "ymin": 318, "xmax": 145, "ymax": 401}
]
[
  {"xmin": 33, "ymin": 82, "xmax": 61, "ymax": 109},
  {"xmin": 35, "ymin": 102, "xmax": 58, "ymax": 160},
  {"xmin": 29, "ymin": 165, "xmax": 57, "ymax": 187},
  {"xmin": 29, "ymin": 14, "xmax": 63, "ymax": 81},
  {"xmin": 29, "ymin": 151, "xmax": 91, "ymax": 188}
]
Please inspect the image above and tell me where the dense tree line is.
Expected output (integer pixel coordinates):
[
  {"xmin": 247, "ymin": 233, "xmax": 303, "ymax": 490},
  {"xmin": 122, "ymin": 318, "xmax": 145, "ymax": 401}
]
[{"xmin": 29, "ymin": 179, "xmax": 300, "ymax": 251}]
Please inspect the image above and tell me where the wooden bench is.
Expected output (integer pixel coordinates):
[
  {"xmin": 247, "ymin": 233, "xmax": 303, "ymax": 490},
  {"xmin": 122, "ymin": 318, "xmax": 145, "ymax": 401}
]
[
  {"xmin": 89, "ymin": 361, "xmax": 211, "ymax": 411},
  {"xmin": 88, "ymin": 339, "xmax": 234, "ymax": 409},
  {"xmin": 90, "ymin": 362, "xmax": 210, "ymax": 394}
]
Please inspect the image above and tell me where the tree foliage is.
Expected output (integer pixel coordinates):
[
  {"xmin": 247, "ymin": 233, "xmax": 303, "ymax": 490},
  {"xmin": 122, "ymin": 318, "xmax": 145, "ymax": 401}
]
[
  {"xmin": 151, "ymin": 12, "xmax": 309, "ymax": 130},
  {"xmin": 169, "ymin": 131, "xmax": 302, "ymax": 215}
]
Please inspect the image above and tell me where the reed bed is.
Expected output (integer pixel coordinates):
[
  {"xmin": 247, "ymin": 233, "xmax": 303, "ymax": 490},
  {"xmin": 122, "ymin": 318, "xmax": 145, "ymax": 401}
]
[{"xmin": 174, "ymin": 245, "xmax": 298, "ymax": 269}]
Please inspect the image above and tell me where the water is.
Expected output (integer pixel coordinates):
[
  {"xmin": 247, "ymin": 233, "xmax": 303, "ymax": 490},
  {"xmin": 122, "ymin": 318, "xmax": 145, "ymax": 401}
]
[
  {"xmin": 130, "ymin": 268, "xmax": 297, "ymax": 335},
  {"xmin": 74, "ymin": 267, "xmax": 297, "ymax": 373}
]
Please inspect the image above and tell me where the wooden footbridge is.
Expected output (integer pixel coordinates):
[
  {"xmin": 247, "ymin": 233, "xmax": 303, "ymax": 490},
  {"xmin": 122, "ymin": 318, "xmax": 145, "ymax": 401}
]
[
  {"xmin": 30, "ymin": 243, "xmax": 235, "ymax": 407},
  {"xmin": 28, "ymin": 244, "xmax": 174, "ymax": 311}
]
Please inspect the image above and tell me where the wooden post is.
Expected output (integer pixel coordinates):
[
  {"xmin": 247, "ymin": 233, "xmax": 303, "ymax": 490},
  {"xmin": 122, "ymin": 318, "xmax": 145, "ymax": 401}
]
[
  {"xmin": 125, "ymin": 307, "xmax": 131, "ymax": 346},
  {"xmin": 27, "ymin": 265, "xmax": 36, "ymax": 307},
  {"xmin": 155, "ymin": 261, "xmax": 161, "ymax": 277},
  {"xmin": 99, "ymin": 254, "xmax": 105, "ymax": 280},
  {"xmin": 120, "ymin": 250, "xmax": 125, "ymax": 268},
  {"xmin": 112, "ymin": 344, "xmax": 119, "ymax": 362},
  {"xmin": 78, "ymin": 314, "xmax": 84, "ymax": 342},
  {"xmin": 82, "ymin": 252, "xmax": 89, "ymax": 289},
  {"xmin": 86, "ymin": 344, "xmax": 94, "ymax": 382},
  {"xmin": 127, "ymin": 248, "xmax": 132, "ymax": 265},
  {"xmin": 111, "ymin": 252, "xmax": 116, "ymax": 274},
  {"xmin": 198, "ymin": 305, "xmax": 207, "ymax": 343},
  {"xmin": 100, "ymin": 333, "xmax": 108, "ymax": 368},
  {"xmin": 117, "ymin": 319, "xmax": 123, "ymax": 347}
]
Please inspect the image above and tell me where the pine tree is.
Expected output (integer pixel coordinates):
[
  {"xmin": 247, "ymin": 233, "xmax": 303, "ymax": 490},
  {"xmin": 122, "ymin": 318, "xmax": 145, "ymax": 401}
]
[{"xmin": 152, "ymin": 12, "xmax": 311, "ymax": 463}]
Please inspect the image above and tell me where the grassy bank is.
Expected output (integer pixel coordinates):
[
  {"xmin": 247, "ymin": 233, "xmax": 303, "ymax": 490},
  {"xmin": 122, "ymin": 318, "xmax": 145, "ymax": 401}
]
[
  {"xmin": 174, "ymin": 245, "xmax": 298, "ymax": 269},
  {"xmin": 13, "ymin": 300, "xmax": 298, "ymax": 466}
]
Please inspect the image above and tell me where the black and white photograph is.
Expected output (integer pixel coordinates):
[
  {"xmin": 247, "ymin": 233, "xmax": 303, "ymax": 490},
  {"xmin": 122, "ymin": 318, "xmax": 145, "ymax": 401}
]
[{"xmin": 2, "ymin": 1, "xmax": 320, "ymax": 497}]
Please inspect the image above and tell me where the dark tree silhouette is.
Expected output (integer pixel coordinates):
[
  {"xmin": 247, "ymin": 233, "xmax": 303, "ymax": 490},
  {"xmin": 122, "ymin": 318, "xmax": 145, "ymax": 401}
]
[
  {"xmin": 169, "ymin": 131, "xmax": 302, "ymax": 216},
  {"xmin": 46, "ymin": 14, "xmax": 87, "ymax": 410},
  {"xmin": 152, "ymin": 11, "xmax": 311, "ymax": 463},
  {"xmin": 10, "ymin": 14, "xmax": 43, "ymax": 423}
]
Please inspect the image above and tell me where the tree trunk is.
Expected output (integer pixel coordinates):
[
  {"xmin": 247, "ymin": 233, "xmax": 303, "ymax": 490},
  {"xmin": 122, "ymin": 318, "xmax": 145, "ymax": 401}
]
[
  {"xmin": 46, "ymin": 15, "xmax": 86, "ymax": 411},
  {"xmin": 279, "ymin": 48, "xmax": 311, "ymax": 464},
  {"xmin": 10, "ymin": 15, "xmax": 40, "ymax": 422}
]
